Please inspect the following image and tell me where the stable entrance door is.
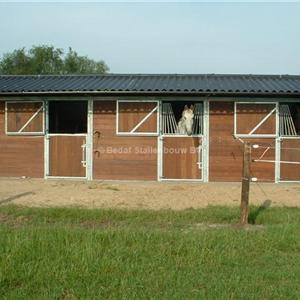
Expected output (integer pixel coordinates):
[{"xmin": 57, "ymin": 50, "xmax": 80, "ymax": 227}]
[
  {"xmin": 160, "ymin": 102, "xmax": 203, "ymax": 180},
  {"xmin": 47, "ymin": 101, "xmax": 88, "ymax": 178},
  {"xmin": 162, "ymin": 136, "xmax": 202, "ymax": 180}
]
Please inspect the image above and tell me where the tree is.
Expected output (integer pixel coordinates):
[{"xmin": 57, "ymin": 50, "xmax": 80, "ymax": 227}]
[
  {"xmin": 0, "ymin": 45, "xmax": 109, "ymax": 75},
  {"xmin": 64, "ymin": 47, "xmax": 108, "ymax": 74}
]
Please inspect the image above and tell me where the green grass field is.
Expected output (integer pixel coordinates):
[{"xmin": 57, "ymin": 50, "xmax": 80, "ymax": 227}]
[{"xmin": 1, "ymin": 205, "xmax": 300, "ymax": 299}]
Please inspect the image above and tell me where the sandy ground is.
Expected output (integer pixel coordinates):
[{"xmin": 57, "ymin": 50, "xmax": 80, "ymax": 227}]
[{"xmin": 0, "ymin": 178, "xmax": 299, "ymax": 210}]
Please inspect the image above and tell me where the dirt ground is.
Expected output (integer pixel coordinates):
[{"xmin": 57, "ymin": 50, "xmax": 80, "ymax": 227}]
[{"xmin": 0, "ymin": 178, "xmax": 299, "ymax": 210}]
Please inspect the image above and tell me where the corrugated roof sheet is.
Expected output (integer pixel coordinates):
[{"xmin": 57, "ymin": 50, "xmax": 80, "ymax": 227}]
[{"xmin": 0, "ymin": 74, "xmax": 300, "ymax": 95}]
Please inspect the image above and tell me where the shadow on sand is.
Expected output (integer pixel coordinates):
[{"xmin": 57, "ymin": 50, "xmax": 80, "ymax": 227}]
[{"xmin": 0, "ymin": 192, "xmax": 34, "ymax": 205}]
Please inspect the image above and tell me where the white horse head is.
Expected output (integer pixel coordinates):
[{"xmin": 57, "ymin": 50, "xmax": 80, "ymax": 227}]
[{"xmin": 177, "ymin": 105, "xmax": 194, "ymax": 136}]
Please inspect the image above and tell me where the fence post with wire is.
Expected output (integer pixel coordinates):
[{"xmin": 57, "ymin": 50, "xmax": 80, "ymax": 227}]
[{"xmin": 240, "ymin": 142, "xmax": 251, "ymax": 225}]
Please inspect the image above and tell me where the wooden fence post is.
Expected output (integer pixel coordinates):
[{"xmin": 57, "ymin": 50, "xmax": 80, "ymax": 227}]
[{"xmin": 240, "ymin": 142, "xmax": 251, "ymax": 225}]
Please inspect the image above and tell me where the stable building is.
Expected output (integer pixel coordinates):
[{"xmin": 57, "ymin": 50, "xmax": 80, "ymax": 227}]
[{"xmin": 0, "ymin": 74, "xmax": 300, "ymax": 182}]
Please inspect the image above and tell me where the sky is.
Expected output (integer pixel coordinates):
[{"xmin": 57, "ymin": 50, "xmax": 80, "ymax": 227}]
[{"xmin": 0, "ymin": 2, "xmax": 299, "ymax": 74}]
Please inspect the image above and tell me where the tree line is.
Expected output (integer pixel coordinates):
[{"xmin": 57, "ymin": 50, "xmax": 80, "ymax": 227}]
[{"xmin": 0, "ymin": 45, "xmax": 109, "ymax": 75}]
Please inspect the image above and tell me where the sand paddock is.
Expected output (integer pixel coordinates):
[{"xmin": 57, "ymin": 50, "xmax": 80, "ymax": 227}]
[{"xmin": 0, "ymin": 178, "xmax": 299, "ymax": 210}]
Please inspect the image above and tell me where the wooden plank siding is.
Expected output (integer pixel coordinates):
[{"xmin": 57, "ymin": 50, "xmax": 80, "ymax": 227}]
[
  {"xmin": 280, "ymin": 139, "xmax": 300, "ymax": 181},
  {"xmin": 118, "ymin": 102, "xmax": 157, "ymax": 133},
  {"xmin": 163, "ymin": 137, "xmax": 201, "ymax": 179},
  {"xmin": 0, "ymin": 101, "xmax": 44, "ymax": 178},
  {"xmin": 6, "ymin": 102, "xmax": 43, "ymax": 133},
  {"xmin": 209, "ymin": 101, "xmax": 275, "ymax": 182},
  {"xmin": 1, "ymin": 98, "xmax": 297, "ymax": 183},
  {"xmin": 93, "ymin": 101, "xmax": 157, "ymax": 180},
  {"xmin": 236, "ymin": 103, "xmax": 276, "ymax": 135},
  {"xmin": 49, "ymin": 136, "xmax": 86, "ymax": 177}
]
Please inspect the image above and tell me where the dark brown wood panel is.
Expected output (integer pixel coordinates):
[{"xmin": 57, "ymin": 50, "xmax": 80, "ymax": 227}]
[
  {"xmin": 163, "ymin": 137, "xmax": 201, "ymax": 179},
  {"xmin": 280, "ymin": 139, "xmax": 300, "ymax": 181},
  {"xmin": 118, "ymin": 102, "xmax": 157, "ymax": 133},
  {"xmin": 0, "ymin": 101, "xmax": 44, "ymax": 178},
  {"xmin": 236, "ymin": 103, "xmax": 276, "ymax": 135},
  {"xmin": 209, "ymin": 101, "xmax": 242, "ymax": 181},
  {"xmin": 49, "ymin": 136, "xmax": 86, "ymax": 177},
  {"xmin": 93, "ymin": 101, "xmax": 157, "ymax": 180},
  {"xmin": 0, "ymin": 136, "xmax": 44, "ymax": 177},
  {"xmin": 6, "ymin": 102, "xmax": 43, "ymax": 133},
  {"xmin": 209, "ymin": 101, "xmax": 275, "ymax": 182}
]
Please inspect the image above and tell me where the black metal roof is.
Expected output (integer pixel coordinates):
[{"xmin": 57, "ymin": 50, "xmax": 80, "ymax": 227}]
[{"xmin": 0, "ymin": 74, "xmax": 300, "ymax": 96}]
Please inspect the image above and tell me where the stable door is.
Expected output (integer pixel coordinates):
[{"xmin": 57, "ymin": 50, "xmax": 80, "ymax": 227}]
[
  {"xmin": 48, "ymin": 135, "xmax": 87, "ymax": 178},
  {"xmin": 46, "ymin": 100, "xmax": 88, "ymax": 178}
]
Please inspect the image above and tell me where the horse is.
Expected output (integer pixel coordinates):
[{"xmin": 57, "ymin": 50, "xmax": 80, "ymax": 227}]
[{"xmin": 177, "ymin": 105, "xmax": 194, "ymax": 136}]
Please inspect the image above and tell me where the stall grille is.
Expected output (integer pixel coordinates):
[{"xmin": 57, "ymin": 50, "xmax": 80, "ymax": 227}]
[
  {"xmin": 162, "ymin": 102, "xmax": 203, "ymax": 135},
  {"xmin": 279, "ymin": 104, "xmax": 297, "ymax": 136},
  {"xmin": 192, "ymin": 103, "xmax": 203, "ymax": 135}
]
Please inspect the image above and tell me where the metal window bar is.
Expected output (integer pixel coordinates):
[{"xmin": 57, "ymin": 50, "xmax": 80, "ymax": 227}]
[
  {"xmin": 162, "ymin": 103, "xmax": 177, "ymax": 134},
  {"xmin": 192, "ymin": 103, "xmax": 203, "ymax": 135},
  {"xmin": 162, "ymin": 103, "xmax": 203, "ymax": 135},
  {"xmin": 279, "ymin": 104, "xmax": 297, "ymax": 136}
]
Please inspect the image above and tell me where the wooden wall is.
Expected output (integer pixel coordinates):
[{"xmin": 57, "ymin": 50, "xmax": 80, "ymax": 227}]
[
  {"xmin": 1, "ymin": 98, "xmax": 299, "ymax": 183},
  {"xmin": 118, "ymin": 102, "xmax": 157, "ymax": 133},
  {"xmin": 0, "ymin": 101, "xmax": 44, "ymax": 178},
  {"xmin": 236, "ymin": 103, "xmax": 276, "ymax": 135},
  {"xmin": 6, "ymin": 102, "xmax": 43, "ymax": 133},
  {"xmin": 280, "ymin": 139, "xmax": 300, "ymax": 181},
  {"xmin": 209, "ymin": 101, "xmax": 275, "ymax": 182},
  {"xmin": 93, "ymin": 101, "xmax": 157, "ymax": 180}
]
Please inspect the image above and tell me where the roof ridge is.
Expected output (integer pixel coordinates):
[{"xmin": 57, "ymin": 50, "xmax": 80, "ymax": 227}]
[
  {"xmin": 1, "ymin": 73, "xmax": 300, "ymax": 95},
  {"xmin": 0, "ymin": 73, "xmax": 300, "ymax": 78}
]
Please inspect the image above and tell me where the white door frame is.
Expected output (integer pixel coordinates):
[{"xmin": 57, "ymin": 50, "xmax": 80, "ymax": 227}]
[
  {"xmin": 44, "ymin": 100, "xmax": 92, "ymax": 180},
  {"xmin": 157, "ymin": 99, "xmax": 209, "ymax": 182}
]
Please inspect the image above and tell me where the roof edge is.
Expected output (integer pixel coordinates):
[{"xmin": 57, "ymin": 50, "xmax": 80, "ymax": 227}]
[
  {"xmin": 1, "ymin": 90, "xmax": 300, "ymax": 97},
  {"xmin": 0, "ymin": 73, "xmax": 300, "ymax": 78}
]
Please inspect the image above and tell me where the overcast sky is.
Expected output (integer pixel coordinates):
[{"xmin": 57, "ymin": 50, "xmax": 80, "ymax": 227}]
[{"xmin": 0, "ymin": 2, "xmax": 299, "ymax": 74}]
